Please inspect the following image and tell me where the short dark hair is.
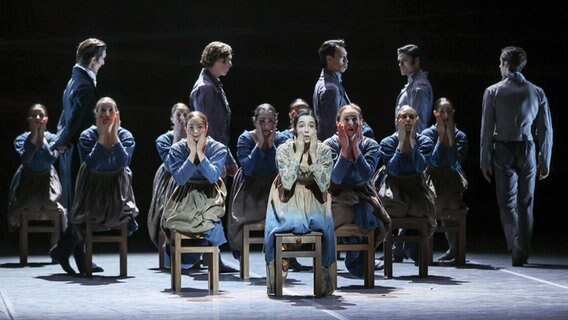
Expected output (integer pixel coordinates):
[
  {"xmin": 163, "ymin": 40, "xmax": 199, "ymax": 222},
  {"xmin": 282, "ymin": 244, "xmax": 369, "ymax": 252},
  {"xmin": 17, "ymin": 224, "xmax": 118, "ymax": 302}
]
[
  {"xmin": 200, "ymin": 41, "xmax": 233, "ymax": 68},
  {"xmin": 318, "ymin": 39, "xmax": 345, "ymax": 68},
  {"xmin": 28, "ymin": 103, "xmax": 47, "ymax": 117},
  {"xmin": 397, "ymin": 44, "xmax": 422, "ymax": 64},
  {"xmin": 433, "ymin": 97, "xmax": 454, "ymax": 112},
  {"xmin": 292, "ymin": 108, "xmax": 318, "ymax": 136},
  {"xmin": 76, "ymin": 38, "xmax": 106, "ymax": 65},
  {"xmin": 251, "ymin": 103, "xmax": 278, "ymax": 124},
  {"xmin": 500, "ymin": 46, "xmax": 527, "ymax": 73},
  {"xmin": 170, "ymin": 102, "xmax": 190, "ymax": 117}
]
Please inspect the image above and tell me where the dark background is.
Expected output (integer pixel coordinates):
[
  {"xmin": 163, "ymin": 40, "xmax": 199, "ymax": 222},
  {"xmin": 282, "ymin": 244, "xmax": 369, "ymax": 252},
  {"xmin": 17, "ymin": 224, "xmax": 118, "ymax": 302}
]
[{"xmin": 1, "ymin": 1, "xmax": 566, "ymax": 254}]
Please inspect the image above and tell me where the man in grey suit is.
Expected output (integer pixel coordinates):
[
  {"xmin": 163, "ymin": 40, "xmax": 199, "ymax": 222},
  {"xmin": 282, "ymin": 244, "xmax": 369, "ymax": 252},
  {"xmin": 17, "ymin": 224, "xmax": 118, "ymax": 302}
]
[
  {"xmin": 313, "ymin": 39, "xmax": 374, "ymax": 141},
  {"xmin": 480, "ymin": 46, "xmax": 553, "ymax": 267}
]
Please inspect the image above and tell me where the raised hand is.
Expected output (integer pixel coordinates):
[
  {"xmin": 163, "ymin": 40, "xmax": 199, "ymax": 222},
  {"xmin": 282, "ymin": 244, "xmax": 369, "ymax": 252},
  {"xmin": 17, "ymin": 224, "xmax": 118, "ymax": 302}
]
[
  {"xmin": 265, "ymin": 119, "xmax": 277, "ymax": 149},
  {"xmin": 350, "ymin": 124, "xmax": 363, "ymax": 158},
  {"xmin": 173, "ymin": 114, "xmax": 187, "ymax": 143},
  {"xmin": 254, "ymin": 121, "xmax": 265, "ymax": 148},
  {"xmin": 308, "ymin": 134, "xmax": 318, "ymax": 163}
]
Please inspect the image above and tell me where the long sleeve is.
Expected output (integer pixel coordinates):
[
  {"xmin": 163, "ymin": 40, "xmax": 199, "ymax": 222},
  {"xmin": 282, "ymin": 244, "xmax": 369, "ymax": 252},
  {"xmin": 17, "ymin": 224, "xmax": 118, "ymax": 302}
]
[
  {"xmin": 155, "ymin": 131, "xmax": 174, "ymax": 163},
  {"xmin": 309, "ymin": 142, "xmax": 333, "ymax": 192},
  {"xmin": 480, "ymin": 87, "xmax": 496, "ymax": 169},
  {"xmin": 409, "ymin": 84, "xmax": 433, "ymax": 132},
  {"xmin": 189, "ymin": 70, "xmax": 230, "ymax": 145},
  {"xmin": 380, "ymin": 133, "xmax": 433, "ymax": 176},
  {"xmin": 165, "ymin": 139, "xmax": 227, "ymax": 185},
  {"xmin": 13, "ymin": 131, "xmax": 58, "ymax": 172},
  {"xmin": 535, "ymin": 89, "xmax": 553, "ymax": 168},
  {"xmin": 275, "ymin": 142, "xmax": 300, "ymax": 191},
  {"xmin": 79, "ymin": 126, "xmax": 135, "ymax": 172},
  {"xmin": 54, "ymin": 68, "xmax": 98, "ymax": 148},
  {"xmin": 237, "ymin": 130, "xmax": 275, "ymax": 176},
  {"xmin": 326, "ymin": 136, "xmax": 379, "ymax": 185},
  {"xmin": 423, "ymin": 127, "xmax": 468, "ymax": 170}
]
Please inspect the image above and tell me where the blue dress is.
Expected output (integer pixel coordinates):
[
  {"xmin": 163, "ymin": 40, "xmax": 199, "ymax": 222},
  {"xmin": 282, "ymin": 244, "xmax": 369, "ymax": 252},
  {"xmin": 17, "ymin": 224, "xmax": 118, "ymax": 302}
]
[
  {"xmin": 227, "ymin": 130, "xmax": 287, "ymax": 255},
  {"xmin": 71, "ymin": 125, "xmax": 138, "ymax": 235},
  {"xmin": 147, "ymin": 131, "xmax": 177, "ymax": 247},
  {"xmin": 324, "ymin": 135, "xmax": 390, "ymax": 277},
  {"xmin": 8, "ymin": 131, "xmax": 66, "ymax": 229},
  {"xmin": 421, "ymin": 125, "xmax": 469, "ymax": 211},
  {"xmin": 162, "ymin": 137, "xmax": 228, "ymax": 249},
  {"xmin": 376, "ymin": 132, "xmax": 435, "ymax": 226}
]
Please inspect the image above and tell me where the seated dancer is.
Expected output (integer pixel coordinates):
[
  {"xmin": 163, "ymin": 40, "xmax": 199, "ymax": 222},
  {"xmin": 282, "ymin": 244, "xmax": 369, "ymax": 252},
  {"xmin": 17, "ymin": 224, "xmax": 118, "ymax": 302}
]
[
  {"xmin": 71, "ymin": 97, "xmax": 139, "ymax": 273},
  {"xmin": 8, "ymin": 103, "xmax": 67, "ymax": 233},
  {"xmin": 147, "ymin": 103, "xmax": 192, "ymax": 267},
  {"xmin": 161, "ymin": 111, "xmax": 234, "ymax": 272},
  {"xmin": 323, "ymin": 104, "xmax": 390, "ymax": 275},
  {"xmin": 375, "ymin": 105, "xmax": 435, "ymax": 262},
  {"xmin": 281, "ymin": 98, "xmax": 310, "ymax": 140},
  {"xmin": 422, "ymin": 97, "xmax": 468, "ymax": 263},
  {"xmin": 263, "ymin": 109, "xmax": 335, "ymax": 297},
  {"xmin": 228, "ymin": 103, "xmax": 309, "ymax": 271}
]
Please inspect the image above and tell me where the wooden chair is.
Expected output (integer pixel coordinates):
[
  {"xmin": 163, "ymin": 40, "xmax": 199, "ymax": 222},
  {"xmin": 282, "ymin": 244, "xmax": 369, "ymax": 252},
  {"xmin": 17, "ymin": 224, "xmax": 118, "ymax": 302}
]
[
  {"xmin": 19, "ymin": 209, "xmax": 61, "ymax": 265},
  {"xmin": 430, "ymin": 208, "xmax": 467, "ymax": 265},
  {"xmin": 158, "ymin": 230, "xmax": 165, "ymax": 269},
  {"xmin": 170, "ymin": 230, "xmax": 219, "ymax": 293},
  {"xmin": 240, "ymin": 220, "xmax": 265, "ymax": 280},
  {"xmin": 331, "ymin": 224, "xmax": 375, "ymax": 288},
  {"xmin": 383, "ymin": 217, "xmax": 430, "ymax": 278},
  {"xmin": 274, "ymin": 232, "xmax": 323, "ymax": 297},
  {"xmin": 84, "ymin": 221, "xmax": 128, "ymax": 278}
]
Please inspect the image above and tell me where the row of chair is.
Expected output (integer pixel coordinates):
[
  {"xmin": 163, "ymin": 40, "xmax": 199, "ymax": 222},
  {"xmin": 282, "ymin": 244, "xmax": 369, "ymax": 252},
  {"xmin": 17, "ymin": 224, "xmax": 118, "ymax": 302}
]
[{"xmin": 18, "ymin": 207, "xmax": 467, "ymax": 297}]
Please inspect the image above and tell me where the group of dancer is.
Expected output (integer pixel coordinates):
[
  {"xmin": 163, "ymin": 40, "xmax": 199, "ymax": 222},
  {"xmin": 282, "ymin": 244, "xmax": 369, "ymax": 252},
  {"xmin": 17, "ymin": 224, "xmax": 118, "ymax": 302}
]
[{"xmin": 7, "ymin": 37, "xmax": 552, "ymax": 297}]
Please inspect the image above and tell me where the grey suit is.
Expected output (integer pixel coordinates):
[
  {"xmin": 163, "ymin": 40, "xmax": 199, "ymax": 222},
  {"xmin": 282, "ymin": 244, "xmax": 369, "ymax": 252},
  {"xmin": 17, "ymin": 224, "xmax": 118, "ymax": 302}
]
[{"xmin": 480, "ymin": 72, "xmax": 553, "ymax": 260}]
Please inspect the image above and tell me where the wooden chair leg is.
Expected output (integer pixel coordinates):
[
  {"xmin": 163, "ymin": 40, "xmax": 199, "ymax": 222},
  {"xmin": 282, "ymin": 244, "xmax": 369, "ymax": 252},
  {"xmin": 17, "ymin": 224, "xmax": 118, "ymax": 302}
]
[
  {"xmin": 20, "ymin": 214, "xmax": 28, "ymax": 266},
  {"xmin": 119, "ymin": 223, "xmax": 128, "ymax": 278},
  {"xmin": 85, "ymin": 224, "xmax": 93, "ymax": 277},
  {"xmin": 209, "ymin": 249, "xmax": 219, "ymax": 292},
  {"xmin": 384, "ymin": 232, "xmax": 393, "ymax": 278},
  {"xmin": 158, "ymin": 231, "xmax": 165, "ymax": 270},
  {"xmin": 275, "ymin": 236, "xmax": 283, "ymax": 297},
  {"xmin": 456, "ymin": 216, "xmax": 466, "ymax": 265},
  {"xmin": 314, "ymin": 235, "xmax": 323, "ymax": 297},
  {"xmin": 241, "ymin": 224, "xmax": 250, "ymax": 280}
]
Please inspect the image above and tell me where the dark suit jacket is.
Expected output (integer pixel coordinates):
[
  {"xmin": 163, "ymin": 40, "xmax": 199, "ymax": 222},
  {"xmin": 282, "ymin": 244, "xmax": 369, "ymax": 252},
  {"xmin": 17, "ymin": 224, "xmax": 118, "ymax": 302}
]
[
  {"xmin": 54, "ymin": 66, "xmax": 98, "ymax": 148},
  {"xmin": 313, "ymin": 69, "xmax": 350, "ymax": 141}
]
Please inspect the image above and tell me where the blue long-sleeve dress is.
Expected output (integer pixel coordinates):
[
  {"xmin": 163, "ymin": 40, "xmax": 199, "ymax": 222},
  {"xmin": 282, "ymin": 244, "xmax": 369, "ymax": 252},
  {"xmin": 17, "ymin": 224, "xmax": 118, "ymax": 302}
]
[
  {"xmin": 71, "ymin": 125, "xmax": 138, "ymax": 236},
  {"xmin": 422, "ymin": 125, "xmax": 469, "ymax": 211},
  {"xmin": 147, "ymin": 131, "xmax": 178, "ymax": 246},
  {"xmin": 324, "ymin": 135, "xmax": 391, "ymax": 277},
  {"xmin": 227, "ymin": 130, "xmax": 288, "ymax": 255},
  {"xmin": 162, "ymin": 137, "xmax": 228, "ymax": 249},
  {"xmin": 376, "ymin": 132, "xmax": 436, "ymax": 228},
  {"xmin": 8, "ymin": 131, "xmax": 66, "ymax": 229}
]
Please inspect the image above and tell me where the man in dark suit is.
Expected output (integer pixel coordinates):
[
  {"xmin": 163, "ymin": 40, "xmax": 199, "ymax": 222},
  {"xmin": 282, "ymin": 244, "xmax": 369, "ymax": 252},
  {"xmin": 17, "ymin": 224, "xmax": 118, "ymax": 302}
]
[
  {"xmin": 49, "ymin": 38, "xmax": 107, "ymax": 275},
  {"xmin": 313, "ymin": 39, "xmax": 374, "ymax": 141}
]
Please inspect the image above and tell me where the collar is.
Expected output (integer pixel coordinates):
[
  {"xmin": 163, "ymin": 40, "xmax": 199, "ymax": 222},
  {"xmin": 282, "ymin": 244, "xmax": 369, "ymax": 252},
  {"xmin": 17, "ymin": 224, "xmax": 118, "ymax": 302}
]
[
  {"xmin": 204, "ymin": 68, "xmax": 222, "ymax": 87},
  {"xmin": 75, "ymin": 63, "xmax": 97, "ymax": 86}
]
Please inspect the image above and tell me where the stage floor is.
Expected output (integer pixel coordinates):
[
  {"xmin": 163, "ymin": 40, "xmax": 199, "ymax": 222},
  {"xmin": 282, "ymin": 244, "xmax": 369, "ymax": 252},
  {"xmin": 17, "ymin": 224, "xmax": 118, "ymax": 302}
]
[{"xmin": 1, "ymin": 243, "xmax": 567, "ymax": 320}]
